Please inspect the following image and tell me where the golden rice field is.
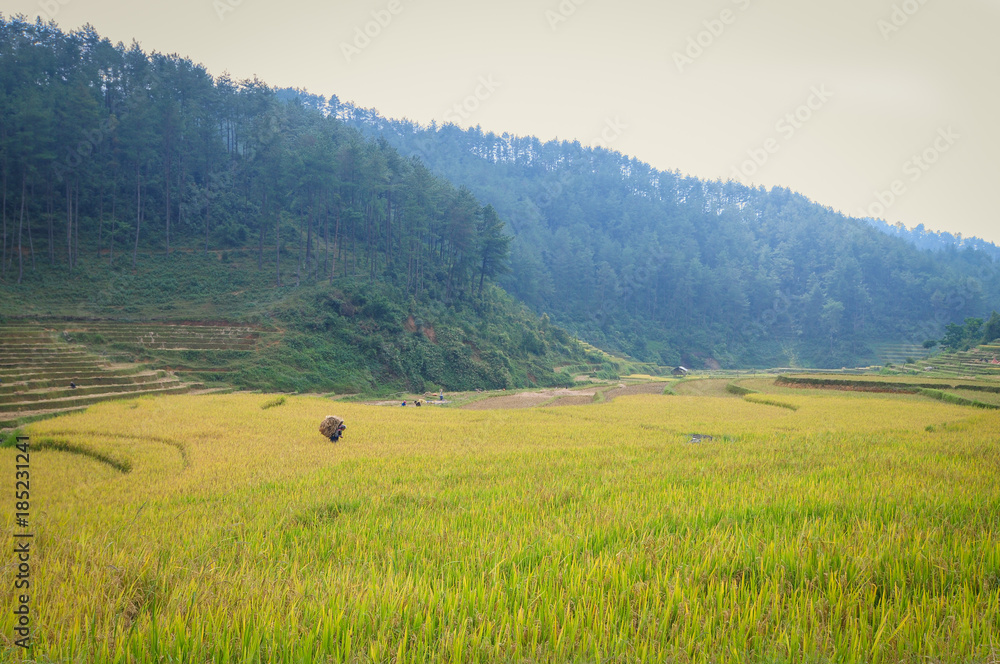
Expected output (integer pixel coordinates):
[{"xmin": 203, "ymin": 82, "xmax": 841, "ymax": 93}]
[{"xmin": 2, "ymin": 388, "xmax": 1000, "ymax": 663}]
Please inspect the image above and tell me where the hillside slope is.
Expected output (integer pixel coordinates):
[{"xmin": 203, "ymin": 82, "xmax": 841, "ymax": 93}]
[
  {"xmin": 0, "ymin": 250, "xmax": 594, "ymax": 394},
  {"xmin": 339, "ymin": 106, "xmax": 1000, "ymax": 369},
  {"xmin": 0, "ymin": 17, "xmax": 592, "ymax": 393}
]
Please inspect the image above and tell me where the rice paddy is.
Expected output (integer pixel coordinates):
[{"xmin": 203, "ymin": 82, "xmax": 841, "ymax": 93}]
[{"xmin": 2, "ymin": 387, "xmax": 999, "ymax": 662}]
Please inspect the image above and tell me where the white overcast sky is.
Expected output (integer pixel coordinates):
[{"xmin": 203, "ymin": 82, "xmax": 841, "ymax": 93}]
[{"xmin": 4, "ymin": 0, "xmax": 999, "ymax": 243}]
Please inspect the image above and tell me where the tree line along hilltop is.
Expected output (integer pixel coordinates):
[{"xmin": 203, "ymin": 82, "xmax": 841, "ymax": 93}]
[
  {"xmin": 0, "ymin": 16, "xmax": 594, "ymax": 393},
  {"xmin": 338, "ymin": 103, "xmax": 1000, "ymax": 368},
  {"xmin": 2, "ymin": 15, "xmax": 998, "ymax": 381}
]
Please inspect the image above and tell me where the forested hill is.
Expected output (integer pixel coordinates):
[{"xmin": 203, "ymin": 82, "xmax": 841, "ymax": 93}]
[
  {"xmin": 4, "ymin": 17, "xmax": 998, "ymax": 375},
  {"xmin": 335, "ymin": 104, "xmax": 1000, "ymax": 368},
  {"xmin": 863, "ymin": 218, "xmax": 1000, "ymax": 261},
  {"xmin": 0, "ymin": 17, "xmax": 590, "ymax": 392}
]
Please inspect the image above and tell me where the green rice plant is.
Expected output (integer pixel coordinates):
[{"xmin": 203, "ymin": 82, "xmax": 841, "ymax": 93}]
[{"xmin": 260, "ymin": 395, "xmax": 287, "ymax": 410}]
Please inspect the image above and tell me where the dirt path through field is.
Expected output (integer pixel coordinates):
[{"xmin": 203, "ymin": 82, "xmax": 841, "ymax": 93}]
[
  {"xmin": 463, "ymin": 382, "xmax": 670, "ymax": 410},
  {"xmin": 462, "ymin": 387, "xmax": 602, "ymax": 410}
]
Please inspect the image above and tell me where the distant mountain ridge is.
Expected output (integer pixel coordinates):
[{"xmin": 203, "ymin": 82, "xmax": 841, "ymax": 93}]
[
  {"xmin": 2, "ymin": 13, "xmax": 996, "ymax": 377},
  {"xmin": 861, "ymin": 218, "xmax": 1000, "ymax": 260},
  {"xmin": 0, "ymin": 18, "xmax": 591, "ymax": 393},
  {"xmin": 275, "ymin": 90, "xmax": 1000, "ymax": 263},
  {"xmin": 325, "ymin": 97, "xmax": 1000, "ymax": 368}
]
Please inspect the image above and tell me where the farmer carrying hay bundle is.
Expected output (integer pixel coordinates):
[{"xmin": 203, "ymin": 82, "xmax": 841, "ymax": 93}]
[{"xmin": 319, "ymin": 415, "xmax": 346, "ymax": 442}]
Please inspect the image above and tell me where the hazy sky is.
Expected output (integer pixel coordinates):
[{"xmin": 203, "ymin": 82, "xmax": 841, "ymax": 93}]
[{"xmin": 4, "ymin": 0, "xmax": 999, "ymax": 243}]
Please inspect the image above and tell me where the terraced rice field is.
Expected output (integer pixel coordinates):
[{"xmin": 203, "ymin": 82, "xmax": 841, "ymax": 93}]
[
  {"xmin": 2, "ymin": 387, "xmax": 999, "ymax": 663},
  {"xmin": 947, "ymin": 389, "xmax": 1000, "ymax": 407},
  {"xmin": 921, "ymin": 345, "xmax": 1000, "ymax": 380},
  {"xmin": 63, "ymin": 321, "xmax": 261, "ymax": 352},
  {"xmin": 868, "ymin": 341, "xmax": 931, "ymax": 366},
  {"xmin": 672, "ymin": 378, "xmax": 738, "ymax": 397},
  {"xmin": 0, "ymin": 323, "xmax": 199, "ymax": 429}
]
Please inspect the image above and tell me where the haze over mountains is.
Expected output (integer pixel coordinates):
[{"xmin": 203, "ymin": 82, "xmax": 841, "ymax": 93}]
[
  {"xmin": 331, "ymin": 98, "xmax": 1000, "ymax": 366},
  {"xmin": 2, "ymin": 16, "xmax": 998, "ymax": 380}
]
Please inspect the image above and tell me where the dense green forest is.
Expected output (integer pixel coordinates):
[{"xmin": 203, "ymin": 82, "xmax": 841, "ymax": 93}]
[
  {"xmin": 337, "ymin": 105, "xmax": 1000, "ymax": 368},
  {"xmin": 3, "ymin": 16, "xmax": 998, "ymax": 375},
  {"xmin": 0, "ymin": 16, "xmax": 590, "ymax": 392}
]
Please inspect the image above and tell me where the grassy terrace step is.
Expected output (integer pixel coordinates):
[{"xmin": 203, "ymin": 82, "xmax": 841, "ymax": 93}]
[
  {"xmin": 0, "ymin": 342, "xmax": 84, "ymax": 349},
  {"xmin": 0, "ymin": 379, "xmax": 184, "ymax": 405},
  {"xmin": 116, "ymin": 336, "xmax": 257, "ymax": 342},
  {"xmin": 103, "ymin": 342, "xmax": 255, "ymax": 353},
  {"xmin": 76, "ymin": 328, "xmax": 259, "ymax": 335},
  {"xmin": 0, "ymin": 343, "xmax": 89, "ymax": 351},
  {"xmin": 75, "ymin": 338, "xmax": 257, "ymax": 346},
  {"xmin": 0, "ymin": 407, "xmax": 89, "ymax": 429},
  {"xmin": 65, "ymin": 322, "xmax": 258, "ymax": 329},
  {"xmin": 0, "ymin": 367, "xmax": 155, "ymax": 381},
  {"xmin": 931, "ymin": 365, "xmax": 999, "ymax": 373},
  {"xmin": 0, "ymin": 347, "xmax": 89, "ymax": 355},
  {"xmin": 0, "ymin": 354, "xmax": 93, "ymax": 363},
  {"xmin": 778, "ymin": 375, "xmax": 1000, "ymax": 393},
  {"xmin": 75, "ymin": 337, "xmax": 257, "ymax": 347},
  {"xmin": 0, "ymin": 361, "xmax": 108, "ymax": 371},
  {"xmin": 0, "ymin": 373, "xmax": 168, "ymax": 396},
  {"xmin": 926, "ymin": 364, "xmax": 1000, "ymax": 375},
  {"xmin": 0, "ymin": 371, "xmax": 170, "ymax": 392},
  {"xmin": 0, "ymin": 351, "xmax": 99, "ymax": 361},
  {"xmin": 92, "ymin": 330, "xmax": 257, "ymax": 334},
  {"xmin": 0, "ymin": 346, "xmax": 94, "ymax": 355},
  {"xmin": 0, "ymin": 383, "xmax": 196, "ymax": 413},
  {"xmin": 103, "ymin": 339, "xmax": 256, "ymax": 347},
  {"xmin": 66, "ymin": 330, "xmax": 259, "ymax": 339},
  {"xmin": 102, "ymin": 349, "xmax": 253, "ymax": 355},
  {"xmin": 2, "ymin": 321, "xmax": 261, "ymax": 404},
  {"xmin": 96, "ymin": 333, "xmax": 257, "ymax": 339},
  {"xmin": 82, "ymin": 328, "xmax": 258, "ymax": 334},
  {"xmin": 0, "ymin": 330, "xmax": 61, "ymax": 337}
]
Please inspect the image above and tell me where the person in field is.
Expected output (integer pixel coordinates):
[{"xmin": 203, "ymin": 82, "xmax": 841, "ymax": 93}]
[{"xmin": 319, "ymin": 415, "xmax": 346, "ymax": 442}]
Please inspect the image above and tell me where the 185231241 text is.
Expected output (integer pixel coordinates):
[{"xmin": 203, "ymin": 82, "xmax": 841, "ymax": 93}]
[{"xmin": 13, "ymin": 435, "xmax": 33, "ymax": 650}]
